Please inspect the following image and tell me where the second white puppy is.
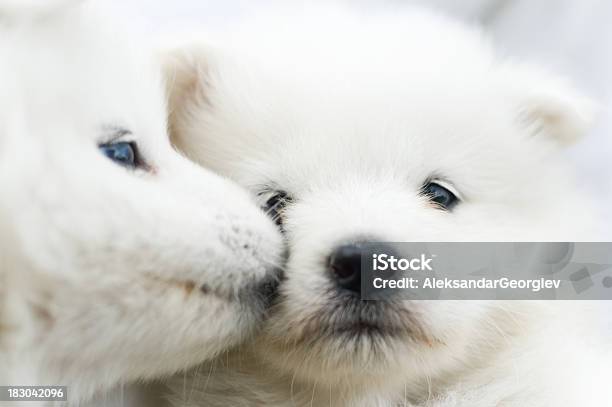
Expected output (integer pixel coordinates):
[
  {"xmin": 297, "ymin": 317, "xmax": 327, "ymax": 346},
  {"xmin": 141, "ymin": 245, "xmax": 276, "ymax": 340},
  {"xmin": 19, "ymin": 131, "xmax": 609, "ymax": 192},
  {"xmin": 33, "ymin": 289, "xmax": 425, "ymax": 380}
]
[{"xmin": 163, "ymin": 7, "xmax": 608, "ymax": 407}]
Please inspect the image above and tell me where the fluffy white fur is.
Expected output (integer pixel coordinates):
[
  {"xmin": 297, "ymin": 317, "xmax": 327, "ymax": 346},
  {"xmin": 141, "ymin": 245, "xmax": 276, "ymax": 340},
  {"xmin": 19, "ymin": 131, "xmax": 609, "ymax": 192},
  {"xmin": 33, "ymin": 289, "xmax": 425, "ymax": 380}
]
[
  {"xmin": 161, "ymin": 6, "xmax": 610, "ymax": 407},
  {"xmin": 0, "ymin": 2, "xmax": 283, "ymax": 404}
]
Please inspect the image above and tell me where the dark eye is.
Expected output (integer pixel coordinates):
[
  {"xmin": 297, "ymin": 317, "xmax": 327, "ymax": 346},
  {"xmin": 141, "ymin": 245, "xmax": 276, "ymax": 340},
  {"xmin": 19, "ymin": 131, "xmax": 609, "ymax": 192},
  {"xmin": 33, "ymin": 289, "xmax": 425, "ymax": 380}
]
[
  {"xmin": 262, "ymin": 191, "xmax": 292, "ymax": 227},
  {"xmin": 421, "ymin": 182, "xmax": 459, "ymax": 210},
  {"xmin": 99, "ymin": 142, "xmax": 138, "ymax": 168}
]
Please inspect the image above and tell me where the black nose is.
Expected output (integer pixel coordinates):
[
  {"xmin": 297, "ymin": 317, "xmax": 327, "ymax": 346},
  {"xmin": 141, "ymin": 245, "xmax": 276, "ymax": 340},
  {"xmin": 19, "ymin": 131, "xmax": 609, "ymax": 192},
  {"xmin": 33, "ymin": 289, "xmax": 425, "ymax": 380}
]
[{"xmin": 328, "ymin": 244, "xmax": 363, "ymax": 294}]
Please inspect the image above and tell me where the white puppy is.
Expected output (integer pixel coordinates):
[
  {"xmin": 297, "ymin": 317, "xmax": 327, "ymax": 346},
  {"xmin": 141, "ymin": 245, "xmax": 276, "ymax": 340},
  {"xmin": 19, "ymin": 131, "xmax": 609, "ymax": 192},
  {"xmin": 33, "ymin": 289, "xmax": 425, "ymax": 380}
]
[
  {"xmin": 0, "ymin": 2, "xmax": 283, "ymax": 404},
  {"xmin": 162, "ymin": 6, "xmax": 609, "ymax": 407}
]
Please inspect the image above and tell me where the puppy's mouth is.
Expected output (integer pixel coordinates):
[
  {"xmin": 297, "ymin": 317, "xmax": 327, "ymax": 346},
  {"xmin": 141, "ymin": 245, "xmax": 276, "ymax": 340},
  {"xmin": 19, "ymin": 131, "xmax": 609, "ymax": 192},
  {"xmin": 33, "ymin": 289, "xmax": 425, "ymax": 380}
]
[
  {"xmin": 142, "ymin": 267, "xmax": 282, "ymax": 310},
  {"xmin": 305, "ymin": 295, "xmax": 429, "ymax": 344},
  {"xmin": 261, "ymin": 292, "xmax": 440, "ymax": 374}
]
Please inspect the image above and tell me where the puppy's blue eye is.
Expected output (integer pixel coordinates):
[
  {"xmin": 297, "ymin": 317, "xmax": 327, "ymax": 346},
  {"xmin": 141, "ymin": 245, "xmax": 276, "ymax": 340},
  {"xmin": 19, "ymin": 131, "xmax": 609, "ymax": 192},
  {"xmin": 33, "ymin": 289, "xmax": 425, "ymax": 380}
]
[
  {"xmin": 422, "ymin": 182, "xmax": 459, "ymax": 210},
  {"xmin": 99, "ymin": 142, "xmax": 137, "ymax": 168}
]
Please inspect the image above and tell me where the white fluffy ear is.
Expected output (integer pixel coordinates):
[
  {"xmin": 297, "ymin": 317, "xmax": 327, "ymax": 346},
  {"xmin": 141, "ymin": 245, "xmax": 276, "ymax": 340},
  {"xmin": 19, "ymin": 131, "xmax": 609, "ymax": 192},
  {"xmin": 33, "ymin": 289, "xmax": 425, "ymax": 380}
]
[
  {"xmin": 503, "ymin": 65, "xmax": 598, "ymax": 146},
  {"xmin": 159, "ymin": 44, "xmax": 212, "ymax": 144}
]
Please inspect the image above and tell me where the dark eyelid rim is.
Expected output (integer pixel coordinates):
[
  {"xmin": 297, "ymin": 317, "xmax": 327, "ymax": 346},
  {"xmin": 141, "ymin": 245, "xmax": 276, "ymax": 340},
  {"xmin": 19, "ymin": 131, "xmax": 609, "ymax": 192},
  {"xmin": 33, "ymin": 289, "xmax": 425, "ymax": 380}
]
[
  {"xmin": 98, "ymin": 126, "xmax": 154, "ymax": 171},
  {"xmin": 256, "ymin": 187, "xmax": 294, "ymax": 207},
  {"xmin": 421, "ymin": 176, "xmax": 463, "ymax": 200},
  {"xmin": 260, "ymin": 189, "xmax": 292, "ymax": 202}
]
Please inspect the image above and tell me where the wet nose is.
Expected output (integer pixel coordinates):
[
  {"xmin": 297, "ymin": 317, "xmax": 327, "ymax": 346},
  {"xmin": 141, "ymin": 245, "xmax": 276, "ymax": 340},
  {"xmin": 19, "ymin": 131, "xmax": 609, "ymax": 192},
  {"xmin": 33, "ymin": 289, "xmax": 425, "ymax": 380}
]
[
  {"xmin": 328, "ymin": 244, "xmax": 363, "ymax": 293},
  {"xmin": 328, "ymin": 242, "xmax": 400, "ymax": 295}
]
